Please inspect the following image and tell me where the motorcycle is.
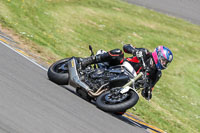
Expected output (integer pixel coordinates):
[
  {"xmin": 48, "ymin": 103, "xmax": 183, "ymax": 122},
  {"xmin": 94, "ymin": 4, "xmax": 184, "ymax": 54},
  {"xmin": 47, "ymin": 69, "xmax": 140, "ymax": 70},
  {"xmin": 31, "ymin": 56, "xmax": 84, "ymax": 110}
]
[{"xmin": 47, "ymin": 45, "xmax": 150, "ymax": 113}]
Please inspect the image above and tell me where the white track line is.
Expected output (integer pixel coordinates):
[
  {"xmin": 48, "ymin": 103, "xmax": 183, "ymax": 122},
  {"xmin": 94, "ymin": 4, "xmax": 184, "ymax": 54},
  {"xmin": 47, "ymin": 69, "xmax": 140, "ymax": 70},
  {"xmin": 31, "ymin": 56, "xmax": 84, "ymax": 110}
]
[{"xmin": 0, "ymin": 40, "xmax": 48, "ymax": 71}]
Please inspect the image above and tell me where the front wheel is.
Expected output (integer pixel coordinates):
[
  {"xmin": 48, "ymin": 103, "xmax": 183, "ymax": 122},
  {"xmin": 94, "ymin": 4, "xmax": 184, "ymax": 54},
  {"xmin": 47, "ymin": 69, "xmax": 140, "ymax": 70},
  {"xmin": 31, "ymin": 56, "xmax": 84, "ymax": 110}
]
[
  {"xmin": 47, "ymin": 58, "xmax": 70, "ymax": 85},
  {"xmin": 96, "ymin": 87, "xmax": 139, "ymax": 113}
]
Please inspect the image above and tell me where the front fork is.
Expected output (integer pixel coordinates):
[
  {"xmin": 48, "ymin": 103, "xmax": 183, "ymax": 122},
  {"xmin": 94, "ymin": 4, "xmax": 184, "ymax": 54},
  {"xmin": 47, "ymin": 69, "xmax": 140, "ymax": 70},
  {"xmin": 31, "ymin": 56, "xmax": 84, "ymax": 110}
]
[{"xmin": 120, "ymin": 72, "xmax": 144, "ymax": 94}]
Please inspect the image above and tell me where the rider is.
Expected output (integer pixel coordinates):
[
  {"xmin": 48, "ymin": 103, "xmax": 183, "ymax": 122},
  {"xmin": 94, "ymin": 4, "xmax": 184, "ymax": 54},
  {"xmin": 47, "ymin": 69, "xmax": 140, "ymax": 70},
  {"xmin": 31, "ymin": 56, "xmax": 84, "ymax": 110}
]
[{"xmin": 81, "ymin": 44, "xmax": 173, "ymax": 100}]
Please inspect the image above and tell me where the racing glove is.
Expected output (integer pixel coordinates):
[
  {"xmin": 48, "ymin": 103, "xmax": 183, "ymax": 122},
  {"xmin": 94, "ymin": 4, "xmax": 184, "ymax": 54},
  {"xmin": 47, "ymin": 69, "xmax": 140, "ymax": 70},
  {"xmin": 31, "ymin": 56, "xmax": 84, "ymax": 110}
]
[{"xmin": 141, "ymin": 88, "xmax": 152, "ymax": 100}]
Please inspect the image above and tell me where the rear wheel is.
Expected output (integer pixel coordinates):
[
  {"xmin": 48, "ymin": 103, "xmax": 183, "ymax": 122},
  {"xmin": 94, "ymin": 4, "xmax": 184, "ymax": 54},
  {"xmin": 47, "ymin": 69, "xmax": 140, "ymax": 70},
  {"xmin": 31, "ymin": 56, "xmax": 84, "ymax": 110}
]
[
  {"xmin": 47, "ymin": 58, "xmax": 70, "ymax": 85},
  {"xmin": 96, "ymin": 87, "xmax": 139, "ymax": 113}
]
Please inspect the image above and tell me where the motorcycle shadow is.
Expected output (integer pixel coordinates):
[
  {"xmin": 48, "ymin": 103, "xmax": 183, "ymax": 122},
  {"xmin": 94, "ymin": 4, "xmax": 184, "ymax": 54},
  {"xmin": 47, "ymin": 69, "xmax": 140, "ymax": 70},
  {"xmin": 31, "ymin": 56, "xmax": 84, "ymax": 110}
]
[
  {"xmin": 61, "ymin": 85, "xmax": 143, "ymax": 129},
  {"xmin": 61, "ymin": 85, "xmax": 96, "ymax": 105}
]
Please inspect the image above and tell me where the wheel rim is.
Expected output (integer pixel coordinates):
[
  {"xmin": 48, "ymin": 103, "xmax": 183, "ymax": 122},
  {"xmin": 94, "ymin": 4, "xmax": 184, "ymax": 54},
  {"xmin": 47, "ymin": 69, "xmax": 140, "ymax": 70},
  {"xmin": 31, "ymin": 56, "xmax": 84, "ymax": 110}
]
[
  {"xmin": 53, "ymin": 62, "xmax": 68, "ymax": 73},
  {"xmin": 104, "ymin": 88, "xmax": 129, "ymax": 104}
]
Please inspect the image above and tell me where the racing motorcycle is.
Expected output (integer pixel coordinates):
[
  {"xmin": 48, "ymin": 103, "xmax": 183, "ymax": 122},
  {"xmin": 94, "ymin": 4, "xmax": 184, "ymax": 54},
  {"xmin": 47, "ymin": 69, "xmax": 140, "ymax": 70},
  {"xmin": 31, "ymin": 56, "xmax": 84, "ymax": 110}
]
[{"xmin": 47, "ymin": 45, "xmax": 150, "ymax": 113}]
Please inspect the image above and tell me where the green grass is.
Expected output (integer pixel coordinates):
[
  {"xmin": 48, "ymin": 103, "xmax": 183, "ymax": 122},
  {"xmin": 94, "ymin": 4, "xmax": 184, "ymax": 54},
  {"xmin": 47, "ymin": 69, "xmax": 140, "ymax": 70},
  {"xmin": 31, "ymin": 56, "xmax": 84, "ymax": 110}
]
[{"xmin": 0, "ymin": 0, "xmax": 200, "ymax": 132}]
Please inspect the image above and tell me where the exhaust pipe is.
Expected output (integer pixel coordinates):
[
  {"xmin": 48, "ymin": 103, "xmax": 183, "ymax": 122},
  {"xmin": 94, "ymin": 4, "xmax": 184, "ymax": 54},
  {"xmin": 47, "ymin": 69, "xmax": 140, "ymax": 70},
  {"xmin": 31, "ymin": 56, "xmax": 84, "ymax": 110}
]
[
  {"xmin": 88, "ymin": 83, "xmax": 109, "ymax": 97},
  {"xmin": 68, "ymin": 58, "xmax": 92, "ymax": 92}
]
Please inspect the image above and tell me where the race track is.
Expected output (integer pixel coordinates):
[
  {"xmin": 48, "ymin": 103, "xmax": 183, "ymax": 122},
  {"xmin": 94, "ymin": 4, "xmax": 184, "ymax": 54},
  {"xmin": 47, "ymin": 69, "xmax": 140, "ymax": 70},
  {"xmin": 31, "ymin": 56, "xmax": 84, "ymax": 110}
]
[
  {"xmin": 125, "ymin": 0, "xmax": 200, "ymax": 25},
  {"xmin": 0, "ymin": 41, "xmax": 146, "ymax": 133},
  {"xmin": 2, "ymin": 0, "xmax": 198, "ymax": 132}
]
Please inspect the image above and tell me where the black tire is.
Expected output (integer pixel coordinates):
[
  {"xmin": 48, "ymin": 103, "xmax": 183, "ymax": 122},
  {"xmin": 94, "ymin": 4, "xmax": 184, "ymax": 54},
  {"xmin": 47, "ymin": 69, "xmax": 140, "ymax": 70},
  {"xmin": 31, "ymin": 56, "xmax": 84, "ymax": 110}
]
[
  {"xmin": 96, "ymin": 89, "xmax": 139, "ymax": 113},
  {"xmin": 47, "ymin": 58, "xmax": 70, "ymax": 85}
]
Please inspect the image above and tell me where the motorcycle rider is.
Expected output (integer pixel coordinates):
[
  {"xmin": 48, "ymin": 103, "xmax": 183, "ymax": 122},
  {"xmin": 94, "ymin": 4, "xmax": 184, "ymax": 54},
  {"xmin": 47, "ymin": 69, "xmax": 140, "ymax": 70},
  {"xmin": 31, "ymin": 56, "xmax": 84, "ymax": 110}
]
[{"xmin": 81, "ymin": 44, "xmax": 173, "ymax": 100}]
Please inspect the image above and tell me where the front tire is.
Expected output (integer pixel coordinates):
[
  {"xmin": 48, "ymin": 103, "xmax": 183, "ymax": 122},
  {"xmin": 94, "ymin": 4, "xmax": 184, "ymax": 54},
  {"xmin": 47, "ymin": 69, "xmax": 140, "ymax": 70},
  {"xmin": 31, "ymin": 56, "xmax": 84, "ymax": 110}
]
[
  {"xmin": 47, "ymin": 58, "xmax": 70, "ymax": 85},
  {"xmin": 96, "ymin": 88, "xmax": 139, "ymax": 113}
]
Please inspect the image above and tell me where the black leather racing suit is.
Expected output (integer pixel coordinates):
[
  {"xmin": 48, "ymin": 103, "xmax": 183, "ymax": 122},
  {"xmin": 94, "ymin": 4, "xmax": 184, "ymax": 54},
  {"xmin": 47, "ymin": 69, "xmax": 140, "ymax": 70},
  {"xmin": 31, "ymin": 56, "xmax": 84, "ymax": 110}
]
[{"xmin": 104, "ymin": 44, "xmax": 162, "ymax": 99}]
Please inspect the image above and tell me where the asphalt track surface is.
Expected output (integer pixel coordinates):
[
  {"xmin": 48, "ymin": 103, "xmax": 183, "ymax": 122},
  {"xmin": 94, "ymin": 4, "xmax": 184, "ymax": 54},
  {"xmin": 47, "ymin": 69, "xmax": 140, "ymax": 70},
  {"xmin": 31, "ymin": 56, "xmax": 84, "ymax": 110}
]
[
  {"xmin": 3, "ymin": 0, "xmax": 197, "ymax": 132},
  {"xmin": 125, "ymin": 0, "xmax": 200, "ymax": 25},
  {"xmin": 0, "ymin": 41, "xmax": 147, "ymax": 133}
]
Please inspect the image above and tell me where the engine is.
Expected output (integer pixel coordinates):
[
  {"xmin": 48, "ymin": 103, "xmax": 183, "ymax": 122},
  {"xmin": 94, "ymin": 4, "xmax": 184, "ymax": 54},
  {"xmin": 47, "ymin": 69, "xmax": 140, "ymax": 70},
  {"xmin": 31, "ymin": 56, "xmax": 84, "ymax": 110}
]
[{"xmin": 83, "ymin": 67, "xmax": 130, "ymax": 91}]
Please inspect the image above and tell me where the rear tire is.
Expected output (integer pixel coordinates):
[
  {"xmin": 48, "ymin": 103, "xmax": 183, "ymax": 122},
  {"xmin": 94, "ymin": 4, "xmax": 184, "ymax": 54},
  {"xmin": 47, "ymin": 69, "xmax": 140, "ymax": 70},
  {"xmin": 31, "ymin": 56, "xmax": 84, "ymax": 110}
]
[
  {"xmin": 47, "ymin": 58, "xmax": 70, "ymax": 85},
  {"xmin": 96, "ymin": 88, "xmax": 139, "ymax": 113}
]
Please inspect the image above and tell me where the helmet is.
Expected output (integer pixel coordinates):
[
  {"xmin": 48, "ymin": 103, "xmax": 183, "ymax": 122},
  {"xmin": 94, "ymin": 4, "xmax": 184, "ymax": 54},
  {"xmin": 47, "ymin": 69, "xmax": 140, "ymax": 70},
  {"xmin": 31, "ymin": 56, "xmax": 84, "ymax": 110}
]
[{"xmin": 152, "ymin": 46, "xmax": 173, "ymax": 70}]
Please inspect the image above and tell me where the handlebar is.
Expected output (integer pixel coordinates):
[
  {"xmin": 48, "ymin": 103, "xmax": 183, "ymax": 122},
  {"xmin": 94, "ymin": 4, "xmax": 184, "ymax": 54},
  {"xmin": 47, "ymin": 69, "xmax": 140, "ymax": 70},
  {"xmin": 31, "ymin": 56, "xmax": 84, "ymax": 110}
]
[{"xmin": 135, "ymin": 50, "xmax": 146, "ymax": 70}]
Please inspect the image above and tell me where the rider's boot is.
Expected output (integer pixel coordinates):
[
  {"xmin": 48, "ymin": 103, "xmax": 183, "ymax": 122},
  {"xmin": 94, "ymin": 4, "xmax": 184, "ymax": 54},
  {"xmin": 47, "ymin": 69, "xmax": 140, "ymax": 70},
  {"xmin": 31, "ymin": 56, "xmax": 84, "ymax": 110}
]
[
  {"xmin": 81, "ymin": 49, "xmax": 124, "ymax": 68},
  {"xmin": 81, "ymin": 53, "xmax": 109, "ymax": 68}
]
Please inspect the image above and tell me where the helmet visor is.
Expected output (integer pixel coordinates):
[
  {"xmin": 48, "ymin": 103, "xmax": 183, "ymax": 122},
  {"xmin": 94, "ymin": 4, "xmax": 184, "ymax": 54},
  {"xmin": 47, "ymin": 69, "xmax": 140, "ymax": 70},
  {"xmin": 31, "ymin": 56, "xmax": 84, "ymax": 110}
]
[{"xmin": 160, "ymin": 56, "xmax": 170, "ymax": 68}]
